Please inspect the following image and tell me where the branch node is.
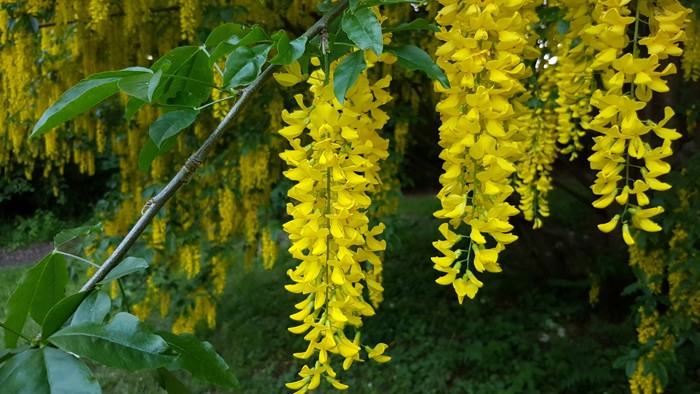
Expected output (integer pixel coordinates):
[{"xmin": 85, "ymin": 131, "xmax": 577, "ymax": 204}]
[
  {"xmin": 183, "ymin": 157, "xmax": 202, "ymax": 182},
  {"xmin": 141, "ymin": 198, "xmax": 155, "ymax": 215}
]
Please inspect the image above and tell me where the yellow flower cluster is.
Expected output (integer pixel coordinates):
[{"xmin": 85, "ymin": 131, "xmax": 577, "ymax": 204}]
[
  {"xmin": 636, "ymin": 307, "xmax": 660, "ymax": 344},
  {"xmin": 239, "ymin": 146, "xmax": 271, "ymax": 193},
  {"xmin": 553, "ymin": 0, "xmax": 596, "ymax": 159},
  {"xmin": 433, "ymin": 0, "xmax": 539, "ymax": 302},
  {"xmin": 211, "ymin": 70, "xmax": 232, "ymax": 121},
  {"xmin": 243, "ymin": 192, "xmax": 265, "ymax": 246},
  {"xmin": 628, "ymin": 306, "xmax": 677, "ymax": 394},
  {"xmin": 24, "ymin": 0, "xmax": 52, "ymax": 14},
  {"xmin": 588, "ymin": 276, "xmax": 600, "ymax": 306},
  {"xmin": 586, "ymin": 0, "xmax": 691, "ymax": 245},
  {"xmin": 180, "ymin": 243, "xmax": 202, "ymax": 279},
  {"xmin": 629, "ymin": 357, "xmax": 663, "ymax": 394},
  {"xmin": 172, "ymin": 291, "xmax": 217, "ymax": 334},
  {"xmin": 629, "ymin": 330, "xmax": 676, "ymax": 394},
  {"xmin": 278, "ymin": 51, "xmax": 393, "ymax": 391},
  {"xmin": 681, "ymin": 12, "xmax": 700, "ymax": 81},
  {"xmin": 668, "ymin": 224, "xmax": 700, "ymax": 323},
  {"xmin": 217, "ymin": 187, "xmax": 237, "ymax": 240},
  {"xmin": 210, "ymin": 256, "xmax": 230, "ymax": 296},
  {"xmin": 283, "ymin": 0, "xmax": 319, "ymax": 29},
  {"xmin": 370, "ymin": 159, "xmax": 400, "ymax": 218},
  {"xmin": 261, "ymin": 228, "xmax": 278, "ymax": 270},
  {"xmin": 628, "ymin": 245, "xmax": 665, "ymax": 294},
  {"xmin": 88, "ymin": 0, "xmax": 110, "ymax": 32},
  {"xmin": 123, "ymin": 0, "xmax": 150, "ymax": 33},
  {"xmin": 178, "ymin": 0, "xmax": 201, "ymax": 42},
  {"xmin": 516, "ymin": 66, "xmax": 558, "ymax": 229},
  {"xmin": 132, "ymin": 276, "xmax": 161, "ymax": 320},
  {"xmin": 150, "ymin": 216, "xmax": 167, "ymax": 251},
  {"xmin": 393, "ymin": 121, "xmax": 409, "ymax": 155}
]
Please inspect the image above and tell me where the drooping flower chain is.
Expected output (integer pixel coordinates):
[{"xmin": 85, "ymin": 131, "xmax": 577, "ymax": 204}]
[
  {"xmin": 552, "ymin": 0, "xmax": 597, "ymax": 159},
  {"xmin": 278, "ymin": 53, "xmax": 393, "ymax": 391},
  {"xmin": 584, "ymin": 0, "xmax": 691, "ymax": 245},
  {"xmin": 432, "ymin": 0, "xmax": 539, "ymax": 303},
  {"xmin": 515, "ymin": 63, "xmax": 559, "ymax": 228}
]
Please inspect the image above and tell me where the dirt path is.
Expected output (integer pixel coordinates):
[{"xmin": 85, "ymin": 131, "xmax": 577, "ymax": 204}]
[{"xmin": 0, "ymin": 242, "xmax": 53, "ymax": 268}]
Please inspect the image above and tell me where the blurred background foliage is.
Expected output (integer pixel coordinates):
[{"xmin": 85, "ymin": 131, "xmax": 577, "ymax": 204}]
[{"xmin": 0, "ymin": 0, "xmax": 699, "ymax": 391}]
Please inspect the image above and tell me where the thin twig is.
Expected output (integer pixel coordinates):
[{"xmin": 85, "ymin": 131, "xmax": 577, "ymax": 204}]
[
  {"xmin": 0, "ymin": 321, "xmax": 32, "ymax": 343},
  {"xmin": 118, "ymin": 279, "xmax": 132, "ymax": 314},
  {"xmin": 54, "ymin": 250, "xmax": 101, "ymax": 268}
]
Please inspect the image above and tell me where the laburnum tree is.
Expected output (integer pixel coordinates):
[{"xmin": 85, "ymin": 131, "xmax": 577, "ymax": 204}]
[{"xmin": 0, "ymin": 0, "xmax": 699, "ymax": 393}]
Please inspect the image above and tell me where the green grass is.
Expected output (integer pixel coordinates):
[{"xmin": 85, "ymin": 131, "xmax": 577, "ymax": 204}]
[{"xmin": 3, "ymin": 194, "xmax": 698, "ymax": 393}]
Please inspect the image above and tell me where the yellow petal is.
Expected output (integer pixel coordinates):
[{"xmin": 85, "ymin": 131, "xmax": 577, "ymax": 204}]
[
  {"xmin": 622, "ymin": 223, "xmax": 635, "ymax": 246},
  {"xmin": 597, "ymin": 215, "xmax": 620, "ymax": 233},
  {"xmin": 636, "ymin": 218, "xmax": 662, "ymax": 232},
  {"xmin": 592, "ymin": 192, "xmax": 616, "ymax": 209},
  {"xmin": 285, "ymin": 378, "xmax": 309, "ymax": 390}
]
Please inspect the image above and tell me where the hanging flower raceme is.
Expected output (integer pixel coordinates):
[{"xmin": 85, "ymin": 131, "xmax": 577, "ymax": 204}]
[
  {"xmin": 278, "ymin": 47, "xmax": 393, "ymax": 391},
  {"xmin": 681, "ymin": 12, "xmax": 700, "ymax": 81},
  {"xmin": 552, "ymin": 0, "xmax": 597, "ymax": 159},
  {"xmin": 585, "ymin": 0, "xmax": 691, "ymax": 245},
  {"xmin": 516, "ymin": 63, "xmax": 559, "ymax": 229},
  {"xmin": 432, "ymin": 0, "xmax": 539, "ymax": 303}
]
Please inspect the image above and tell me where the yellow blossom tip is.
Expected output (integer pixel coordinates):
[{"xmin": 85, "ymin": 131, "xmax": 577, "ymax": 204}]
[
  {"xmin": 597, "ymin": 215, "xmax": 620, "ymax": 233},
  {"xmin": 622, "ymin": 224, "xmax": 635, "ymax": 246}
]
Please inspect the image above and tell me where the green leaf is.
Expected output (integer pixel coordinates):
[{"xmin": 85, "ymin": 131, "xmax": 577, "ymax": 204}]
[
  {"xmin": 0, "ymin": 345, "xmax": 31, "ymax": 365},
  {"xmin": 148, "ymin": 69, "xmax": 163, "ymax": 102},
  {"xmin": 148, "ymin": 109, "xmax": 199, "ymax": 149},
  {"xmin": 31, "ymin": 67, "xmax": 153, "ymax": 138},
  {"xmin": 86, "ymin": 67, "xmax": 152, "ymax": 80},
  {"xmin": 204, "ymin": 23, "xmax": 247, "ymax": 47},
  {"xmin": 387, "ymin": 44, "xmax": 449, "ymax": 89},
  {"xmin": 157, "ymin": 368, "xmax": 192, "ymax": 394},
  {"xmin": 385, "ymin": 18, "xmax": 439, "ymax": 33},
  {"xmin": 118, "ymin": 73, "xmax": 155, "ymax": 102},
  {"xmin": 151, "ymin": 47, "xmax": 197, "ymax": 74},
  {"xmin": 48, "ymin": 312, "xmax": 174, "ymax": 371},
  {"xmin": 99, "ymin": 256, "xmax": 149, "ymax": 285},
  {"xmin": 54, "ymin": 223, "xmax": 102, "ymax": 249},
  {"xmin": 138, "ymin": 136, "xmax": 178, "ymax": 172},
  {"xmin": 125, "ymin": 97, "xmax": 148, "ymax": 121},
  {"xmin": 209, "ymin": 26, "xmax": 271, "ymax": 66},
  {"xmin": 72, "ymin": 290, "xmax": 111, "ymax": 326},
  {"xmin": 328, "ymin": 30, "xmax": 353, "ymax": 64},
  {"xmin": 333, "ymin": 50, "xmax": 366, "ymax": 105},
  {"xmin": 625, "ymin": 360, "xmax": 638, "ymax": 378},
  {"xmin": 158, "ymin": 332, "xmax": 238, "ymax": 388},
  {"xmin": 152, "ymin": 47, "xmax": 213, "ymax": 106},
  {"xmin": 236, "ymin": 26, "xmax": 272, "ymax": 47},
  {"xmin": 342, "ymin": 8, "xmax": 383, "ymax": 56},
  {"xmin": 3, "ymin": 253, "xmax": 68, "ymax": 347},
  {"xmin": 41, "ymin": 291, "xmax": 91, "ymax": 339},
  {"xmin": 223, "ymin": 44, "xmax": 272, "ymax": 89},
  {"xmin": 348, "ymin": 0, "xmax": 361, "ymax": 12},
  {"xmin": 0, "ymin": 348, "xmax": 101, "ymax": 394},
  {"xmin": 270, "ymin": 34, "xmax": 308, "ymax": 65},
  {"xmin": 30, "ymin": 78, "xmax": 119, "ymax": 139}
]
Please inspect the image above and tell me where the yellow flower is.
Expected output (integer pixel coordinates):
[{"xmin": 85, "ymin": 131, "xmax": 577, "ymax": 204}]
[
  {"xmin": 280, "ymin": 15, "xmax": 394, "ymax": 389},
  {"xmin": 366, "ymin": 343, "xmax": 391, "ymax": 363},
  {"xmin": 433, "ymin": 0, "xmax": 538, "ymax": 302},
  {"xmin": 584, "ymin": 0, "xmax": 689, "ymax": 242},
  {"xmin": 273, "ymin": 61, "xmax": 306, "ymax": 86}
]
